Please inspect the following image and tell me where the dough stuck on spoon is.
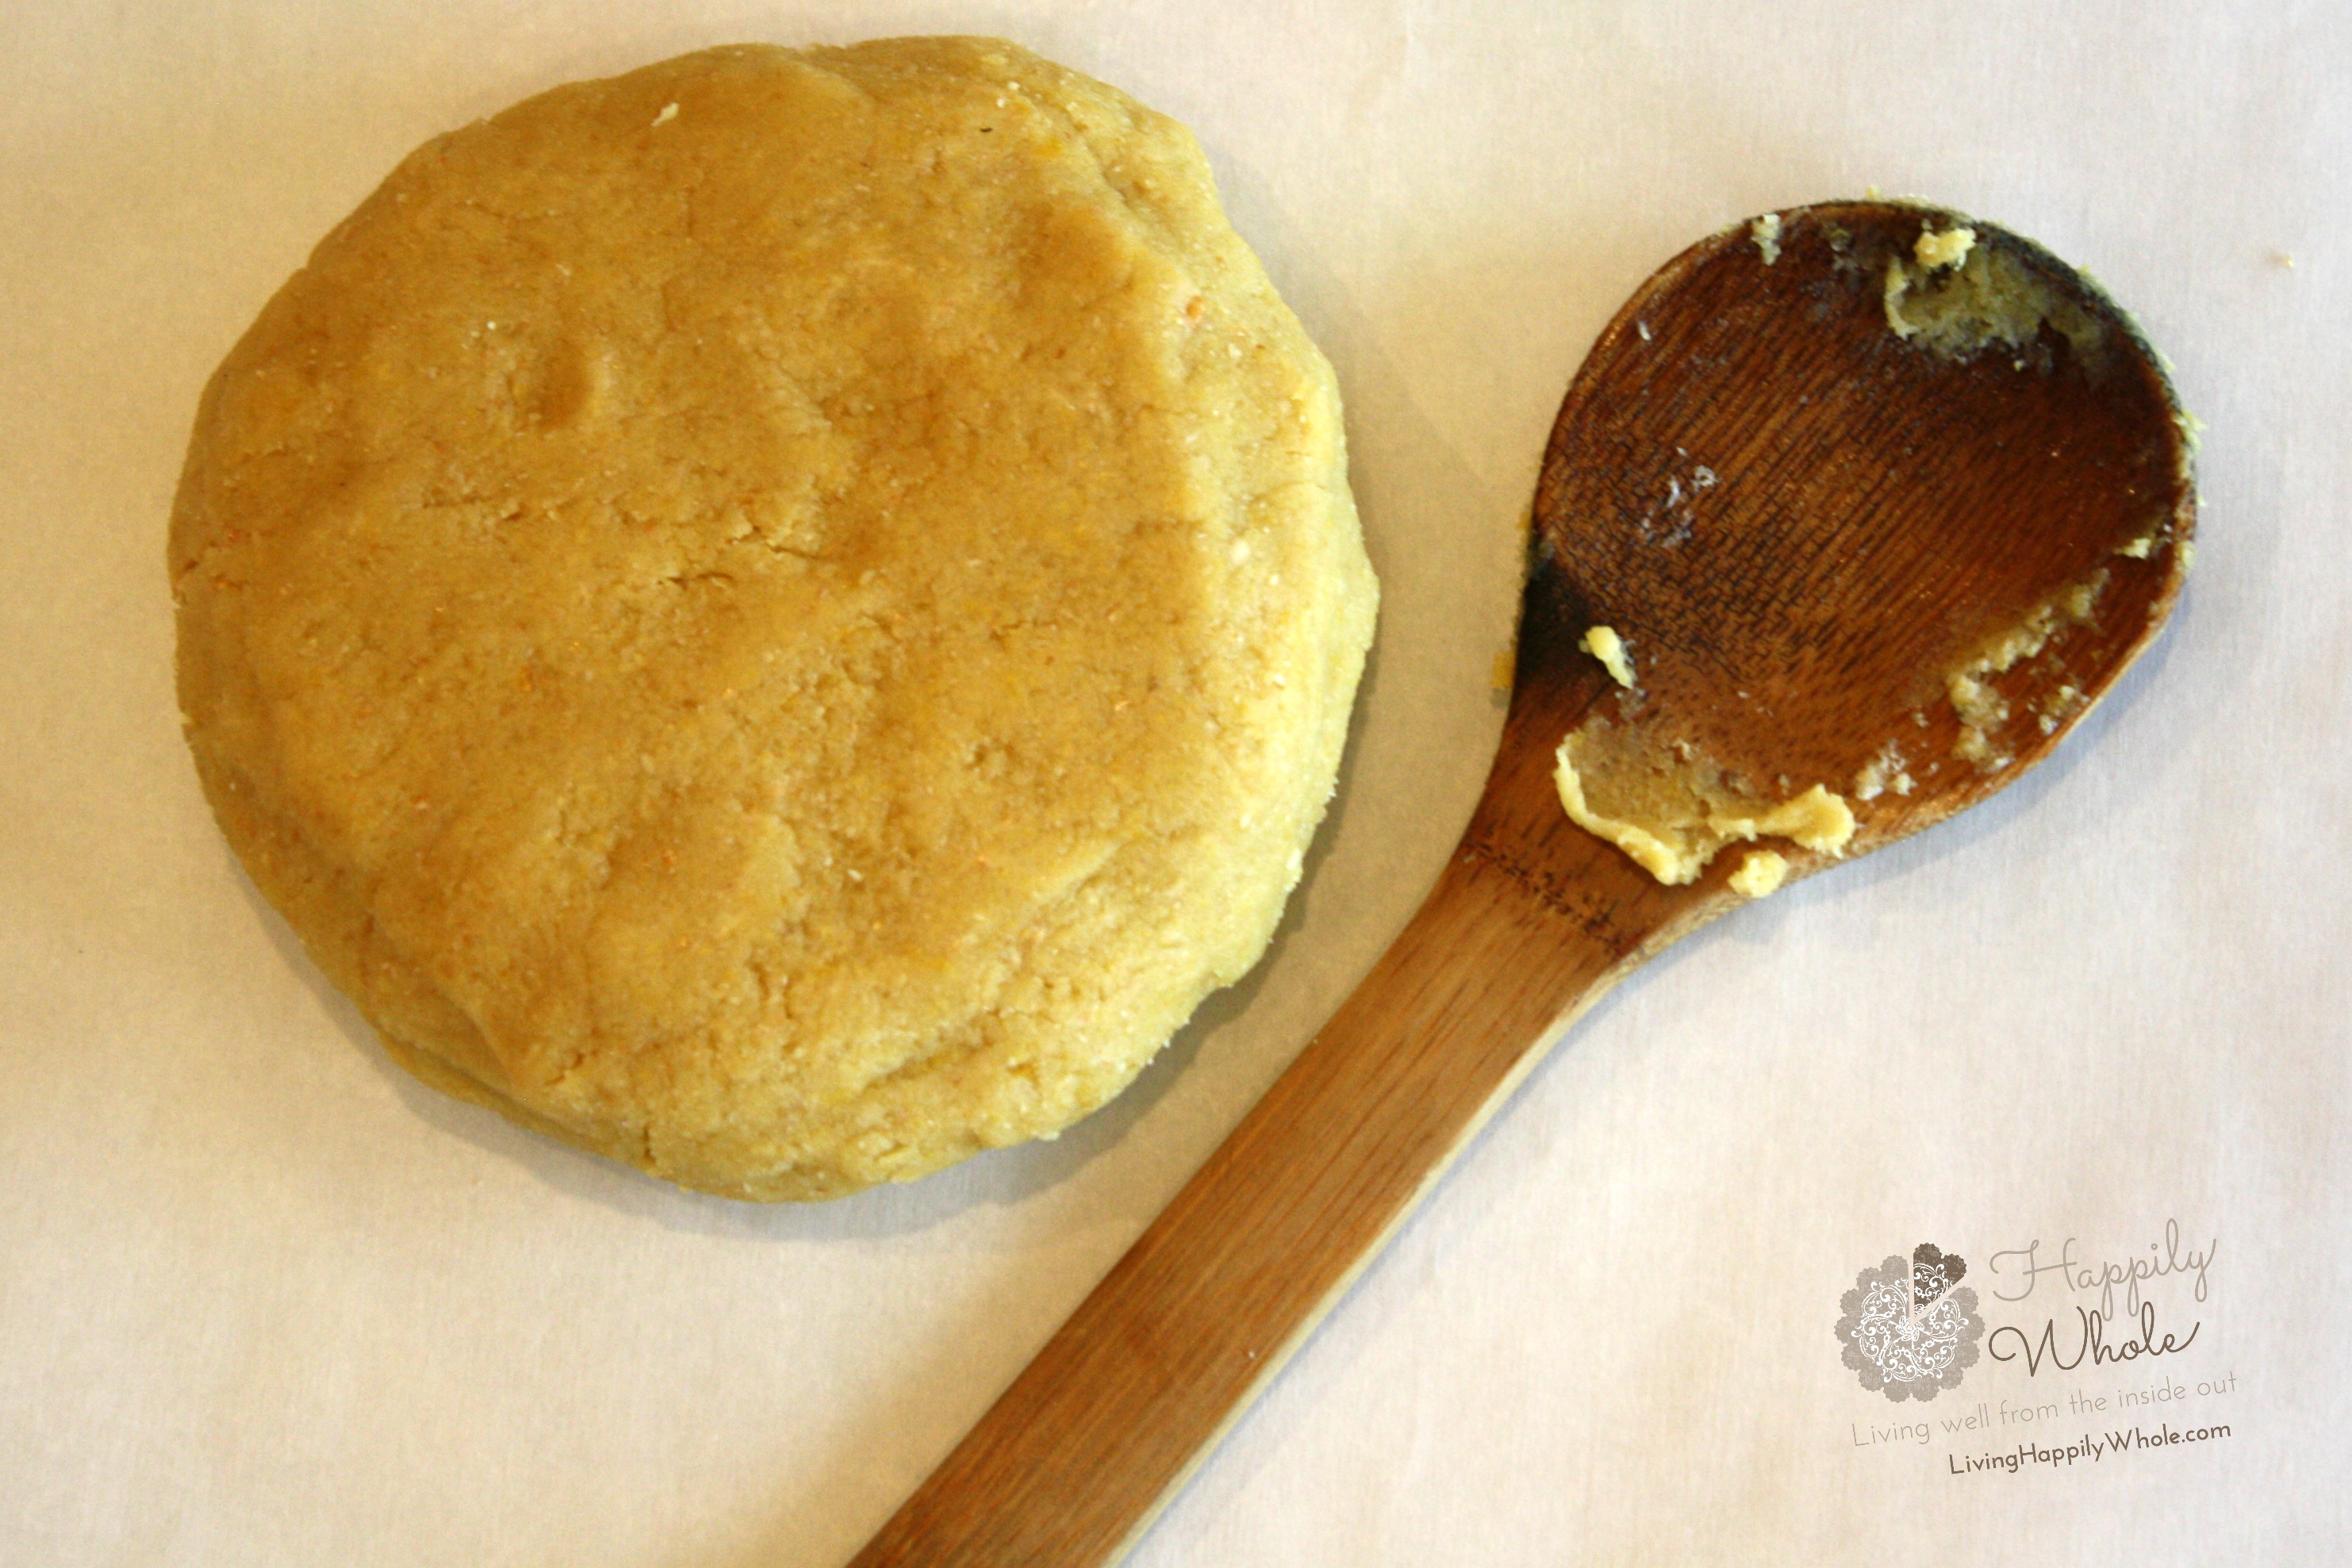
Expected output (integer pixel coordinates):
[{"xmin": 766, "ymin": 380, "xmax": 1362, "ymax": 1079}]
[{"xmin": 1542, "ymin": 202, "xmax": 2192, "ymax": 893}]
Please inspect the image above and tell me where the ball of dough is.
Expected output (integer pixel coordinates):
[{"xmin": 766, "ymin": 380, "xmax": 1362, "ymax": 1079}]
[{"xmin": 171, "ymin": 38, "xmax": 1377, "ymax": 1200}]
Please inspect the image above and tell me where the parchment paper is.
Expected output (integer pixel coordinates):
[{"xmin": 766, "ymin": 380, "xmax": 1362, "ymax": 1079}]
[{"xmin": 4, "ymin": 2, "xmax": 2346, "ymax": 1562}]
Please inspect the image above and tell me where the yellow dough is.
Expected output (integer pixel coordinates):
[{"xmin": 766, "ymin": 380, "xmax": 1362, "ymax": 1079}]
[
  {"xmin": 1552, "ymin": 720, "xmax": 1852, "ymax": 887},
  {"xmin": 170, "ymin": 39, "xmax": 1377, "ymax": 1200}
]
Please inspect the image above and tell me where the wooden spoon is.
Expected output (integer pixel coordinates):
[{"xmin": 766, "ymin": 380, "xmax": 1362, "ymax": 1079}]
[{"xmin": 850, "ymin": 200, "xmax": 2194, "ymax": 1566}]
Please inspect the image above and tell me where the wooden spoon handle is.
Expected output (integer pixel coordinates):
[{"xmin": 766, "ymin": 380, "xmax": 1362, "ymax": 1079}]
[{"xmin": 850, "ymin": 814, "xmax": 1682, "ymax": 1566}]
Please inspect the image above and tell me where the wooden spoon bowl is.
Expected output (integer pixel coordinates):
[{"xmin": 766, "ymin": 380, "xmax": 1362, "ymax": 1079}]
[
  {"xmin": 851, "ymin": 200, "xmax": 2194, "ymax": 1566},
  {"xmin": 1521, "ymin": 201, "xmax": 2191, "ymax": 873}
]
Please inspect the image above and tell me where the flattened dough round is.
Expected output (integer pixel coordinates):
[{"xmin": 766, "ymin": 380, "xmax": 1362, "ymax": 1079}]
[{"xmin": 171, "ymin": 38, "xmax": 1377, "ymax": 1199}]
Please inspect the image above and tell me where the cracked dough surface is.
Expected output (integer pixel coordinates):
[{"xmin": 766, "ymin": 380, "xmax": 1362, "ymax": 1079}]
[{"xmin": 170, "ymin": 38, "xmax": 1377, "ymax": 1200}]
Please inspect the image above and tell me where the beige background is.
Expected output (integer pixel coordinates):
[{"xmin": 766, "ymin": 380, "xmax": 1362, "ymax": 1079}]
[{"xmin": 3, "ymin": 2, "xmax": 2344, "ymax": 1562}]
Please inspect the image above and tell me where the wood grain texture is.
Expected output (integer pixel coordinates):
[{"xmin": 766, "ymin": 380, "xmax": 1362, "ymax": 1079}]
[{"xmin": 848, "ymin": 201, "xmax": 2193, "ymax": 1567}]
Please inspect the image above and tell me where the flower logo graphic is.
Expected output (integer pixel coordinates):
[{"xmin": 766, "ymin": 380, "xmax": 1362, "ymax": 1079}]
[{"xmin": 1835, "ymin": 1242, "xmax": 1984, "ymax": 1401}]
